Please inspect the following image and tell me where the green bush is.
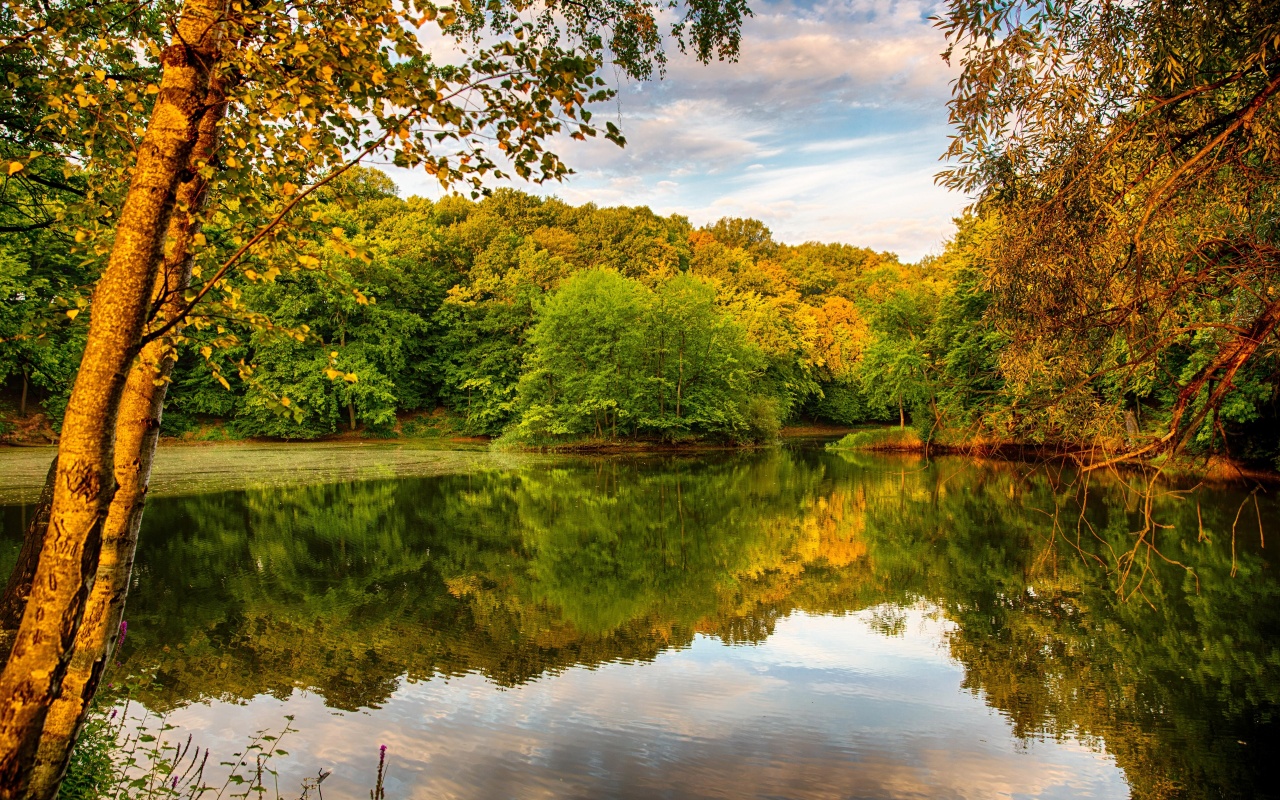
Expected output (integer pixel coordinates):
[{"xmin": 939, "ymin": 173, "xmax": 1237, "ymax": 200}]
[{"xmin": 741, "ymin": 396, "xmax": 781, "ymax": 443}]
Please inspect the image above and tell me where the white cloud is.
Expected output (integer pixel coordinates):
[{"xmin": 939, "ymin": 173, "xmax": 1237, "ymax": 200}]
[
  {"xmin": 150, "ymin": 609, "xmax": 1129, "ymax": 800},
  {"xmin": 383, "ymin": 0, "xmax": 971, "ymax": 261}
]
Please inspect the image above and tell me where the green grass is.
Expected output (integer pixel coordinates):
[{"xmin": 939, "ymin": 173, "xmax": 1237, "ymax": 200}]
[{"xmin": 826, "ymin": 427, "xmax": 924, "ymax": 452}]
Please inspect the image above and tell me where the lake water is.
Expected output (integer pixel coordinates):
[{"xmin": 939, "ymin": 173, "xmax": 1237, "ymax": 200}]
[{"xmin": 1, "ymin": 443, "xmax": 1277, "ymax": 799}]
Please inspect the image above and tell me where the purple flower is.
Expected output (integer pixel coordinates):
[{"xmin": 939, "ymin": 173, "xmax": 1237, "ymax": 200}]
[
  {"xmin": 172, "ymin": 777, "xmax": 178, "ymax": 789},
  {"xmin": 109, "ymin": 709, "xmax": 117, "ymax": 720},
  {"xmin": 117, "ymin": 620, "xmax": 128, "ymax": 648},
  {"xmin": 380, "ymin": 745, "xmax": 387, "ymax": 754}
]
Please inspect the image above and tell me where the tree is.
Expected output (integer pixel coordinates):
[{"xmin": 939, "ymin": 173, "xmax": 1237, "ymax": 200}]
[
  {"xmin": 0, "ymin": 0, "xmax": 751, "ymax": 792},
  {"xmin": 0, "ymin": 234, "xmax": 86, "ymax": 424},
  {"xmin": 937, "ymin": 0, "xmax": 1280, "ymax": 464},
  {"xmin": 510, "ymin": 270, "xmax": 767, "ymax": 442},
  {"xmin": 640, "ymin": 273, "xmax": 762, "ymax": 438},
  {"xmin": 514, "ymin": 268, "xmax": 649, "ymax": 439},
  {"xmin": 858, "ymin": 288, "xmax": 937, "ymax": 429}
]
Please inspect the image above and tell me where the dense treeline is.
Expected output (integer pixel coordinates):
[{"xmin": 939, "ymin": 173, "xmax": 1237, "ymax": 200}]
[
  {"xmin": 5, "ymin": 168, "xmax": 934, "ymax": 443},
  {"xmin": 10, "ymin": 166, "xmax": 1280, "ymax": 464}
]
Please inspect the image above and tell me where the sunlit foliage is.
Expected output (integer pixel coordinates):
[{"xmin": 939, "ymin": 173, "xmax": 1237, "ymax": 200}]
[{"xmin": 937, "ymin": 0, "xmax": 1280, "ymax": 463}]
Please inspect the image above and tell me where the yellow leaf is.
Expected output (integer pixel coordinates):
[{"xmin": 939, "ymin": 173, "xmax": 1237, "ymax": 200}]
[
  {"xmin": 280, "ymin": 396, "xmax": 292, "ymax": 407},
  {"xmin": 66, "ymin": 308, "xmax": 79, "ymax": 320},
  {"xmin": 297, "ymin": 254, "xmax": 320, "ymax": 267},
  {"xmin": 343, "ymin": 373, "xmax": 359, "ymax": 383},
  {"xmin": 193, "ymin": 232, "xmax": 207, "ymax": 246},
  {"xmin": 200, "ymin": 346, "xmax": 212, "ymax": 358},
  {"xmin": 7, "ymin": 161, "xmax": 23, "ymax": 176},
  {"xmin": 331, "ymin": 227, "xmax": 344, "ymax": 238},
  {"xmin": 217, "ymin": 374, "xmax": 230, "ymax": 390}
]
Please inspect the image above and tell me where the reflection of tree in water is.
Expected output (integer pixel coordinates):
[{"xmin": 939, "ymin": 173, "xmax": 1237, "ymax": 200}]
[
  {"xmin": 70, "ymin": 451, "xmax": 1279, "ymax": 799},
  {"xmin": 830, "ymin": 452, "xmax": 1280, "ymax": 800}
]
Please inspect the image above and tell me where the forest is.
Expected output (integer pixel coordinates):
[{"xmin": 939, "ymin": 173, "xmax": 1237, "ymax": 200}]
[
  {"xmin": 4, "ymin": 168, "xmax": 934, "ymax": 444},
  {"xmin": 8, "ymin": 167, "xmax": 1280, "ymax": 465},
  {"xmin": 3, "ymin": 0, "xmax": 1280, "ymax": 466}
]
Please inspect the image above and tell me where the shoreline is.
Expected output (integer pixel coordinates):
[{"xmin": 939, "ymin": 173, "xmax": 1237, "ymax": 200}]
[
  {"xmin": 7, "ymin": 424, "xmax": 1269, "ymax": 494},
  {"xmin": 829, "ymin": 430, "xmax": 1280, "ymax": 485}
]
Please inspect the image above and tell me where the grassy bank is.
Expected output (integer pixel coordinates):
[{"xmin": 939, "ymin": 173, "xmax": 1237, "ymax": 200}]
[{"xmin": 826, "ymin": 427, "xmax": 926, "ymax": 452}]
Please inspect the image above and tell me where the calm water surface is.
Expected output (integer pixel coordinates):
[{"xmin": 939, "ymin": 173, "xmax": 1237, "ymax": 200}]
[{"xmin": 1, "ymin": 444, "xmax": 1277, "ymax": 799}]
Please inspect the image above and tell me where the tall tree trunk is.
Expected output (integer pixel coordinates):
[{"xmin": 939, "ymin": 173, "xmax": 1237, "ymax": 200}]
[
  {"xmin": 18, "ymin": 373, "xmax": 26, "ymax": 419},
  {"xmin": 22, "ymin": 72, "xmax": 230, "ymax": 798},
  {"xmin": 899, "ymin": 398, "xmax": 905, "ymax": 429},
  {"xmin": 349, "ymin": 402, "xmax": 357, "ymax": 432},
  {"xmin": 676, "ymin": 334, "xmax": 684, "ymax": 420},
  {"xmin": 0, "ymin": 2, "xmax": 226, "ymax": 792}
]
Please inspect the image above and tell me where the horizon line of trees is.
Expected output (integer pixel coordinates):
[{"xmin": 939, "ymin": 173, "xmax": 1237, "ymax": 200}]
[
  {"xmin": 8, "ymin": 171, "xmax": 1280, "ymax": 465},
  {"xmin": 6, "ymin": 172, "xmax": 928, "ymax": 445}
]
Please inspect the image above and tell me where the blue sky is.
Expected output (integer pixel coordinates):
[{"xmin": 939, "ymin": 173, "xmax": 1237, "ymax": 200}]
[{"xmin": 390, "ymin": 0, "xmax": 968, "ymax": 262}]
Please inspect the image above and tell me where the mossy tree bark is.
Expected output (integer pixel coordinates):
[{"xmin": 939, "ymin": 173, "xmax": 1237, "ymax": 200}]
[{"xmin": 0, "ymin": 1, "xmax": 227, "ymax": 794}]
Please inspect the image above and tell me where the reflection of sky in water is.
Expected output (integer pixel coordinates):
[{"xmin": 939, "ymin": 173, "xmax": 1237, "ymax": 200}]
[{"xmin": 160, "ymin": 605, "xmax": 1128, "ymax": 799}]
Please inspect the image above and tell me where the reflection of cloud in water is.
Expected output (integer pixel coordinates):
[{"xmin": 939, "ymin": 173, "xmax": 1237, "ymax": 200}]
[{"xmin": 161, "ymin": 608, "xmax": 1128, "ymax": 799}]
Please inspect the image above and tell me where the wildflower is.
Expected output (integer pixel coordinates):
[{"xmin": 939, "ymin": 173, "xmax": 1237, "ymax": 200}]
[
  {"xmin": 109, "ymin": 709, "xmax": 117, "ymax": 720},
  {"xmin": 117, "ymin": 620, "xmax": 128, "ymax": 648},
  {"xmin": 380, "ymin": 745, "xmax": 387, "ymax": 754}
]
